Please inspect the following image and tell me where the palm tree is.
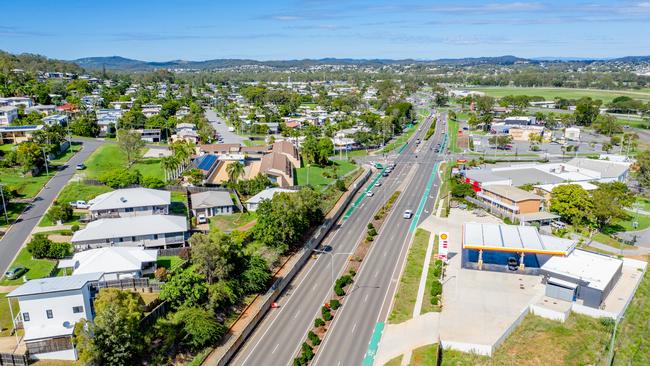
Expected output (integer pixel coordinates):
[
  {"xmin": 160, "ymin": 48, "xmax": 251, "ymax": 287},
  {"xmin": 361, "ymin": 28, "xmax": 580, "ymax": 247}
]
[
  {"xmin": 161, "ymin": 156, "xmax": 179, "ymax": 182},
  {"xmin": 226, "ymin": 161, "xmax": 245, "ymax": 183}
]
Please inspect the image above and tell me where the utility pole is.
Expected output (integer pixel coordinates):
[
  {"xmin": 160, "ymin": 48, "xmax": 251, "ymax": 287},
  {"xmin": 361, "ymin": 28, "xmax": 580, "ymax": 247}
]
[
  {"xmin": 42, "ymin": 147, "xmax": 50, "ymax": 176},
  {"xmin": 0, "ymin": 184, "xmax": 8, "ymax": 224}
]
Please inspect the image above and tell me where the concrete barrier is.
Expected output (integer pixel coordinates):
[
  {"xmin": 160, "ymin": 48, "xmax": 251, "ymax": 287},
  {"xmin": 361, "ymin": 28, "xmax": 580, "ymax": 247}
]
[
  {"xmin": 530, "ymin": 304, "xmax": 570, "ymax": 322},
  {"xmin": 204, "ymin": 168, "xmax": 372, "ymax": 366}
]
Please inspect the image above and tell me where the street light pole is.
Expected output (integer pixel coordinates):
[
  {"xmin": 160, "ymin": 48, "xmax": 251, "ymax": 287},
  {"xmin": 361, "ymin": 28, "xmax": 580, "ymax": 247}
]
[
  {"xmin": 41, "ymin": 147, "xmax": 50, "ymax": 176},
  {"xmin": 0, "ymin": 184, "xmax": 8, "ymax": 224},
  {"xmin": 313, "ymin": 249, "xmax": 354, "ymax": 292}
]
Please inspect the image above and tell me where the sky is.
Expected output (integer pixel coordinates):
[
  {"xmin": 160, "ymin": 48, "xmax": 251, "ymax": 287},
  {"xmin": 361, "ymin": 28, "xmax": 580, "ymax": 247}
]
[{"xmin": 1, "ymin": 0, "xmax": 649, "ymax": 61}]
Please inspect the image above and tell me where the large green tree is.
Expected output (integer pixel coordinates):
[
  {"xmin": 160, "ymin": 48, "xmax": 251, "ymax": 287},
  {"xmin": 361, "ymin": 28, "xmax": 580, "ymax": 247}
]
[
  {"xmin": 591, "ymin": 182, "xmax": 634, "ymax": 229},
  {"xmin": 550, "ymin": 184, "xmax": 594, "ymax": 226},
  {"xmin": 636, "ymin": 150, "xmax": 650, "ymax": 188},
  {"xmin": 573, "ymin": 97, "xmax": 602, "ymax": 126},
  {"xmin": 159, "ymin": 267, "xmax": 209, "ymax": 309},
  {"xmin": 117, "ymin": 129, "xmax": 145, "ymax": 166},
  {"xmin": 189, "ymin": 231, "xmax": 245, "ymax": 285}
]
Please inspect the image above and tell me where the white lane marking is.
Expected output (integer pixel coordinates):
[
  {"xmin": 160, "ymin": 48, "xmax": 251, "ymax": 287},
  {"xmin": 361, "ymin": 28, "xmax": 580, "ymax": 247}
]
[
  {"xmin": 375, "ymin": 270, "xmax": 379, "ymax": 278},
  {"xmin": 384, "ymin": 251, "xmax": 387, "ymax": 257},
  {"xmin": 294, "ymin": 310, "xmax": 301, "ymax": 319},
  {"xmin": 272, "ymin": 343, "xmax": 279, "ymax": 354},
  {"xmin": 352, "ymin": 322, "xmax": 357, "ymax": 334},
  {"xmin": 313, "ymin": 283, "xmax": 318, "ymax": 291},
  {"xmin": 364, "ymin": 294, "xmax": 369, "ymax": 303}
]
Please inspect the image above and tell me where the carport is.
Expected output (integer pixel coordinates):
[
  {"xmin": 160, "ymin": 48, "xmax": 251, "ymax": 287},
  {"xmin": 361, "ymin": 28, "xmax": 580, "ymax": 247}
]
[{"xmin": 462, "ymin": 223, "xmax": 575, "ymax": 271}]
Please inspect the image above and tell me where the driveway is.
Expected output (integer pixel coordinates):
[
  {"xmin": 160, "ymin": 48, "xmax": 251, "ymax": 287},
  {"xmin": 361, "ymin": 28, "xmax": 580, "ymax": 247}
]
[
  {"xmin": 0, "ymin": 139, "xmax": 103, "ymax": 276},
  {"xmin": 204, "ymin": 109, "xmax": 246, "ymax": 145}
]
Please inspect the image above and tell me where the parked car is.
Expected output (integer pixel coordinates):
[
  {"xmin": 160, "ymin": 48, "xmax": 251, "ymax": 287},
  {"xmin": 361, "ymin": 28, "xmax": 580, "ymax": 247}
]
[
  {"xmin": 4, "ymin": 266, "xmax": 26, "ymax": 280},
  {"xmin": 75, "ymin": 163, "xmax": 86, "ymax": 170},
  {"xmin": 507, "ymin": 257, "xmax": 518, "ymax": 271},
  {"xmin": 69, "ymin": 200, "xmax": 90, "ymax": 209},
  {"xmin": 403, "ymin": 210, "xmax": 413, "ymax": 219},
  {"xmin": 197, "ymin": 214, "xmax": 207, "ymax": 224}
]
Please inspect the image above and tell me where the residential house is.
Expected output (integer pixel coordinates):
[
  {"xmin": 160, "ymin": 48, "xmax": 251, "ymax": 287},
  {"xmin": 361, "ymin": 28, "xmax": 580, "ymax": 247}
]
[
  {"xmin": 71, "ymin": 215, "xmax": 188, "ymax": 249},
  {"xmin": 7, "ymin": 273, "xmax": 103, "ymax": 360},
  {"xmin": 476, "ymin": 184, "xmax": 544, "ymax": 218},
  {"xmin": 272, "ymin": 140, "xmax": 300, "ymax": 169},
  {"xmin": 135, "ymin": 128, "xmax": 162, "ymax": 143},
  {"xmin": 260, "ymin": 152, "xmax": 294, "ymax": 187},
  {"xmin": 245, "ymin": 187, "xmax": 296, "ymax": 211},
  {"xmin": 27, "ymin": 105, "xmax": 57, "ymax": 116},
  {"xmin": 0, "ymin": 125, "xmax": 44, "ymax": 144},
  {"xmin": 0, "ymin": 97, "xmax": 33, "ymax": 108},
  {"xmin": 141, "ymin": 104, "xmax": 162, "ymax": 117},
  {"xmin": 190, "ymin": 191, "xmax": 235, "ymax": 218},
  {"xmin": 0, "ymin": 105, "xmax": 19, "ymax": 125},
  {"xmin": 95, "ymin": 108, "xmax": 123, "ymax": 135},
  {"xmin": 42, "ymin": 114, "xmax": 69, "ymax": 126},
  {"xmin": 58, "ymin": 247, "xmax": 157, "ymax": 281},
  {"xmin": 88, "ymin": 188, "xmax": 170, "ymax": 220}
]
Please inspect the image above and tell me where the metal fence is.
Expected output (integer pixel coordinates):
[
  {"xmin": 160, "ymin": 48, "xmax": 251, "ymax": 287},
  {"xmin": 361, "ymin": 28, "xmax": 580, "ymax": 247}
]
[
  {"xmin": 0, "ymin": 353, "xmax": 28, "ymax": 366},
  {"xmin": 94, "ymin": 277, "xmax": 162, "ymax": 292}
]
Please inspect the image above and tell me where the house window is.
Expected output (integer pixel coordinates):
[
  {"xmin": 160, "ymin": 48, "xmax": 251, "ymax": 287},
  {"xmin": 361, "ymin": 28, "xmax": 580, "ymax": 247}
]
[
  {"xmin": 46, "ymin": 309, "xmax": 53, "ymax": 319},
  {"xmin": 153, "ymin": 234, "xmax": 158, "ymax": 240},
  {"xmin": 132, "ymin": 236, "xmax": 136, "ymax": 242},
  {"xmin": 125, "ymin": 208, "xmax": 134, "ymax": 212},
  {"xmin": 22, "ymin": 312, "xmax": 30, "ymax": 322},
  {"xmin": 72, "ymin": 306, "xmax": 84, "ymax": 314}
]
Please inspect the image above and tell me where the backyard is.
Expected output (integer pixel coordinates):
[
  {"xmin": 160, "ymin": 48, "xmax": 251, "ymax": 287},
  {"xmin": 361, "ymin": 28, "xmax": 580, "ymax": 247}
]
[
  {"xmin": 295, "ymin": 159, "xmax": 357, "ymax": 189},
  {"xmin": 209, "ymin": 212, "xmax": 257, "ymax": 232},
  {"xmin": 84, "ymin": 144, "xmax": 164, "ymax": 180},
  {"xmin": 0, "ymin": 293, "xmax": 19, "ymax": 337}
]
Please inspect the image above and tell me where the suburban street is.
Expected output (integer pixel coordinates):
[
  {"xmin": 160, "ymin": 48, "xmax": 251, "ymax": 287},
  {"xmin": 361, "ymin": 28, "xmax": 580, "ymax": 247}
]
[
  {"xmin": 229, "ymin": 110, "xmax": 445, "ymax": 366},
  {"xmin": 205, "ymin": 109, "xmax": 246, "ymax": 144},
  {"xmin": 0, "ymin": 139, "xmax": 103, "ymax": 277}
]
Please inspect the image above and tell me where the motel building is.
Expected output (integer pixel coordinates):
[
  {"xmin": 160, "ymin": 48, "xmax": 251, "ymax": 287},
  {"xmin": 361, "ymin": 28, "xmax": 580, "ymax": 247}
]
[{"xmin": 462, "ymin": 223, "xmax": 624, "ymax": 308}]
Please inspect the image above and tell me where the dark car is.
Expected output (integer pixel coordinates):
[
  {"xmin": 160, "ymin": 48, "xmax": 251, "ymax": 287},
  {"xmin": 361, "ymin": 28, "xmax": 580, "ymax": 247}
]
[{"xmin": 4, "ymin": 266, "xmax": 26, "ymax": 280}]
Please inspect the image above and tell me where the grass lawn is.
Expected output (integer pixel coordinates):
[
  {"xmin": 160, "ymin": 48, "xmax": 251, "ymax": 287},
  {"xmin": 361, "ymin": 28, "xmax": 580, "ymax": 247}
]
[
  {"xmin": 0, "ymin": 202, "xmax": 28, "ymax": 229},
  {"xmin": 56, "ymin": 182, "xmax": 113, "ymax": 204},
  {"xmin": 0, "ymin": 167, "xmax": 51, "ymax": 198},
  {"xmin": 157, "ymin": 256, "xmax": 185, "ymax": 270},
  {"xmin": 170, "ymin": 191, "xmax": 188, "ymax": 216},
  {"xmin": 593, "ymin": 232, "xmax": 636, "ymax": 250},
  {"xmin": 441, "ymin": 313, "xmax": 612, "ymax": 366},
  {"xmin": 412, "ymin": 344, "xmax": 439, "ymax": 366},
  {"xmin": 616, "ymin": 213, "xmax": 650, "ymax": 232},
  {"xmin": 388, "ymin": 228, "xmax": 432, "ymax": 324},
  {"xmin": 0, "ymin": 293, "xmax": 20, "ymax": 336},
  {"xmin": 447, "ymin": 120, "xmax": 460, "ymax": 153},
  {"xmin": 381, "ymin": 126, "xmax": 417, "ymax": 154},
  {"xmin": 384, "ymin": 355, "xmax": 402, "ymax": 366},
  {"xmin": 330, "ymin": 149, "xmax": 368, "ymax": 158},
  {"xmin": 614, "ymin": 117, "xmax": 649, "ymax": 129},
  {"xmin": 38, "ymin": 212, "xmax": 82, "ymax": 228},
  {"xmin": 84, "ymin": 144, "xmax": 164, "ymax": 180},
  {"xmin": 209, "ymin": 212, "xmax": 257, "ymax": 232},
  {"xmin": 49, "ymin": 143, "xmax": 82, "ymax": 166},
  {"xmin": 613, "ymin": 266, "xmax": 650, "ymax": 365},
  {"xmin": 636, "ymin": 197, "xmax": 650, "ymax": 212},
  {"xmin": 470, "ymin": 87, "xmax": 650, "ymax": 103},
  {"xmin": 295, "ymin": 160, "xmax": 357, "ymax": 189},
  {"xmin": 421, "ymin": 235, "xmax": 441, "ymax": 314},
  {"xmin": 0, "ymin": 247, "xmax": 57, "ymax": 286}
]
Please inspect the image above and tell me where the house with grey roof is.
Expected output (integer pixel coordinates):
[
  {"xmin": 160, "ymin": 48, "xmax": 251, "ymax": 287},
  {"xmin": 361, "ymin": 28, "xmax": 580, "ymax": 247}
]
[
  {"xmin": 190, "ymin": 191, "xmax": 235, "ymax": 218},
  {"xmin": 88, "ymin": 188, "xmax": 170, "ymax": 220},
  {"xmin": 7, "ymin": 272, "xmax": 103, "ymax": 361},
  {"xmin": 245, "ymin": 187, "xmax": 296, "ymax": 211},
  {"xmin": 71, "ymin": 215, "xmax": 188, "ymax": 249}
]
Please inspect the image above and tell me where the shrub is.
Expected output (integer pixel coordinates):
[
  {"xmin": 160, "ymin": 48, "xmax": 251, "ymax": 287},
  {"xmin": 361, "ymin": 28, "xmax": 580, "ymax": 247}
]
[
  {"xmin": 374, "ymin": 214, "xmax": 380, "ymax": 220},
  {"xmin": 322, "ymin": 306, "xmax": 332, "ymax": 321},
  {"xmin": 330, "ymin": 299, "xmax": 341, "ymax": 310},
  {"xmin": 154, "ymin": 267, "xmax": 169, "ymax": 281},
  {"xmin": 335, "ymin": 179, "xmax": 346, "ymax": 192},
  {"xmin": 431, "ymin": 296, "xmax": 439, "ymax": 306},
  {"xmin": 60, "ymin": 230, "xmax": 73, "ymax": 236},
  {"xmin": 48, "ymin": 242, "xmax": 72, "ymax": 259},
  {"xmin": 366, "ymin": 235, "xmax": 374, "ymax": 242},
  {"xmin": 314, "ymin": 318, "xmax": 325, "ymax": 328},
  {"xmin": 430, "ymin": 279, "xmax": 443, "ymax": 297},
  {"xmin": 26, "ymin": 234, "xmax": 52, "ymax": 259},
  {"xmin": 71, "ymin": 224, "xmax": 80, "ymax": 232},
  {"xmin": 367, "ymin": 223, "xmax": 375, "ymax": 230},
  {"xmin": 179, "ymin": 247, "xmax": 191, "ymax": 261},
  {"xmin": 99, "ymin": 169, "xmax": 141, "ymax": 188},
  {"xmin": 301, "ymin": 342, "xmax": 314, "ymax": 361},
  {"xmin": 46, "ymin": 203, "xmax": 73, "ymax": 224},
  {"xmin": 334, "ymin": 285, "xmax": 345, "ymax": 297},
  {"xmin": 348, "ymin": 269, "xmax": 356, "ymax": 277},
  {"xmin": 367, "ymin": 227, "xmax": 377, "ymax": 236},
  {"xmin": 141, "ymin": 176, "xmax": 166, "ymax": 189},
  {"xmin": 308, "ymin": 331, "xmax": 321, "ymax": 346}
]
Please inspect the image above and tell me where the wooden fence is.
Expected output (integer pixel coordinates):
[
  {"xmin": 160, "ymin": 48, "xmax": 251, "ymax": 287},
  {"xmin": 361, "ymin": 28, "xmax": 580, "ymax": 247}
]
[
  {"xmin": 140, "ymin": 301, "xmax": 169, "ymax": 330},
  {"xmin": 0, "ymin": 353, "xmax": 28, "ymax": 366}
]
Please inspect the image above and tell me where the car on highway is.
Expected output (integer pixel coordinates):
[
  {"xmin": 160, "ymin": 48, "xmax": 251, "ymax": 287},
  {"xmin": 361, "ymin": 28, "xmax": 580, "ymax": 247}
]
[
  {"xmin": 366, "ymin": 191, "xmax": 374, "ymax": 197},
  {"xmin": 75, "ymin": 163, "xmax": 86, "ymax": 170},
  {"xmin": 375, "ymin": 181, "xmax": 382, "ymax": 187},
  {"xmin": 403, "ymin": 210, "xmax": 413, "ymax": 219},
  {"xmin": 69, "ymin": 200, "xmax": 90, "ymax": 209},
  {"xmin": 4, "ymin": 266, "xmax": 26, "ymax": 280},
  {"xmin": 382, "ymin": 171, "xmax": 389, "ymax": 177}
]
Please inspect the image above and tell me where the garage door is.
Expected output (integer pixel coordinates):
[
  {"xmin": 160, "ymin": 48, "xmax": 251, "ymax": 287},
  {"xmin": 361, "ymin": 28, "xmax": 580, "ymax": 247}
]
[{"xmin": 546, "ymin": 277, "xmax": 577, "ymax": 302}]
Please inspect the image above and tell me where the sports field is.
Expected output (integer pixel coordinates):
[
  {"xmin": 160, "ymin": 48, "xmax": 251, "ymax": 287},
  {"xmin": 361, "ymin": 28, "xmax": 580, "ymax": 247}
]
[{"xmin": 469, "ymin": 87, "xmax": 650, "ymax": 103}]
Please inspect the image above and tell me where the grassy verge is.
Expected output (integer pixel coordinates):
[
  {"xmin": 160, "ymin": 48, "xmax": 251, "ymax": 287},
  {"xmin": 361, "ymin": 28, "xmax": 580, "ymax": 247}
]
[
  {"xmin": 295, "ymin": 160, "xmax": 357, "ymax": 189},
  {"xmin": 0, "ymin": 202, "xmax": 28, "ymax": 229},
  {"xmin": 320, "ymin": 167, "xmax": 363, "ymax": 214},
  {"xmin": 412, "ymin": 344, "xmax": 439, "ymax": 366},
  {"xmin": 388, "ymin": 228, "xmax": 432, "ymax": 324},
  {"xmin": 421, "ymin": 235, "xmax": 441, "ymax": 314},
  {"xmin": 593, "ymin": 232, "xmax": 636, "ymax": 250},
  {"xmin": 38, "ymin": 213, "xmax": 81, "ymax": 227},
  {"xmin": 0, "ymin": 247, "xmax": 57, "ymax": 285},
  {"xmin": 56, "ymin": 182, "xmax": 113, "ymax": 203},
  {"xmin": 381, "ymin": 126, "xmax": 417, "ymax": 154},
  {"xmin": 613, "ymin": 266, "xmax": 650, "ymax": 365},
  {"xmin": 616, "ymin": 213, "xmax": 650, "ymax": 232},
  {"xmin": 384, "ymin": 355, "xmax": 403, "ymax": 366},
  {"xmin": 447, "ymin": 120, "xmax": 460, "ymax": 153},
  {"xmin": 636, "ymin": 197, "xmax": 650, "ymax": 212},
  {"xmin": 0, "ymin": 293, "xmax": 20, "ymax": 336},
  {"xmin": 0, "ymin": 167, "xmax": 51, "ymax": 198},
  {"xmin": 209, "ymin": 212, "xmax": 257, "ymax": 232},
  {"xmin": 49, "ymin": 143, "xmax": 82, "ymax": 166},
  {"xmin": 84, "ymin": 144, "xmax": 164, "ymax": 180},
  {"xmin": 440, "ymin": 313, "xmax": 612, "ymax": 366}
]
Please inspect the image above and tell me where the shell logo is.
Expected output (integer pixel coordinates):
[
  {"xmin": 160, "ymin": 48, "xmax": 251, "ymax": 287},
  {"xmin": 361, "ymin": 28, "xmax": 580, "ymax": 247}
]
[{"xmin": 440, "ymin": 233, "xmax": 448, "ymax": 240}]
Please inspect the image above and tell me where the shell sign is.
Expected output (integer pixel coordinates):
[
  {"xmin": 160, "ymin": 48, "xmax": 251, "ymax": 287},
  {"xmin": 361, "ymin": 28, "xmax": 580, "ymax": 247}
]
[{"xmin": 438, "ymin": 232, "xmax": 449, "ymax": 261}]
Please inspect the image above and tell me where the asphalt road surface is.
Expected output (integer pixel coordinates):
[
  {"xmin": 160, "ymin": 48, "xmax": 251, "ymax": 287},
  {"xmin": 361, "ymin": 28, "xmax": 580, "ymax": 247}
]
[
  {"xmin": 229, "ymin": 110, "xmax": 445, "ymax": 366},
  {"xmin": 0, "ymin": 139, "xmax": 103, "ymax": 277},
  {"xmin": 204, "ymin": 109, "xmax": 246, "ymax": 145}
]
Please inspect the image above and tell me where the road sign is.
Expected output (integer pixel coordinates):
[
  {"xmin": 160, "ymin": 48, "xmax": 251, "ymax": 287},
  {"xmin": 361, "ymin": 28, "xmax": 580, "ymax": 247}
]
[{"xmin": 438, "ymin": 232, "xmax": 449, "ymax": 261}]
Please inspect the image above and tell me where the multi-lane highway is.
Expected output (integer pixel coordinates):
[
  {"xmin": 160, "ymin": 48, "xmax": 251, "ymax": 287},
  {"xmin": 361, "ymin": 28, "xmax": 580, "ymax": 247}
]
[{"xmin": 229, "ymin": 109, "xmax": 447, "ymax": 366}]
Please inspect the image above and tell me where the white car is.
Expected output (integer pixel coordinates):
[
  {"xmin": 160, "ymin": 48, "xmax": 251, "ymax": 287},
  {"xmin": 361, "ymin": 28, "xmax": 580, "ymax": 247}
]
[
  {"xmin": 375, "ymin": 181, "xmax": 382, "ymax": 187},
  {"xmin": 69, "ymin": 200, "xmax": 90, "ymax": 209},
  {"xmin": 366, "ymin": 191, "xmax": 374, "ymax": 197},
  {"xmin": 403, "ymin": 210, "xmax": 413, "ymax": 219},
  {"xmin": 197, "ymin": 214, "xmax": 207, "ymax": 224}
]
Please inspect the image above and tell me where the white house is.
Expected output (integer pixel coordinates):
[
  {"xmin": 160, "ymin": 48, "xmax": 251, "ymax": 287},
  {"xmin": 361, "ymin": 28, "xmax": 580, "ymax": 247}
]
[
  {"xmin": 58, "ymin": 247, "xmax": 158, "ymax": 280},
  {"xmin": 7, "ymin": 273, "xmax": 103, "ymax": 361},
  {"xmin": 190, "ymin": 191, "xmax": 235, "ymax": 218},
  {"xmin": 0, "ymin": 97, "xmax": 33, "ymax": 108},
  {"xmin": 565, "ymin": 127, "xmax": 580, "ymax": 141},
  {"xmin": 0, "ymin": 105, "xmax": 19, "ymax": 125},
  {"xmin": 71, "ymin": 215, "xmax": 188, "ymax": 249},
  {"xmin": 88, "ymin": 188, "xmax": 171, "ymax": 219},
  {"xmin": 245, "ymin": 187, "xmax": 296, "ymax": 212},
  {"xmin": 42, "ymin": 114, "xmax": 69, "ymax": 126}
]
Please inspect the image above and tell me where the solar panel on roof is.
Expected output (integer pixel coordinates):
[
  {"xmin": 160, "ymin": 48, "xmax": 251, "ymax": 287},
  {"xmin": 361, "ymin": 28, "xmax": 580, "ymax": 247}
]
[{"xmin": 195, "ymin": 154, "xmax": 217, "ymax": 171}]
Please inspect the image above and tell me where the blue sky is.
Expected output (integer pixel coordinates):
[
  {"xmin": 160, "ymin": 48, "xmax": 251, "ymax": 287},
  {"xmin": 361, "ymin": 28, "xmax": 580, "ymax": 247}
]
[{"xmin": 1, "ymin": 0, "xmax": 649, "ymax": 61}]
